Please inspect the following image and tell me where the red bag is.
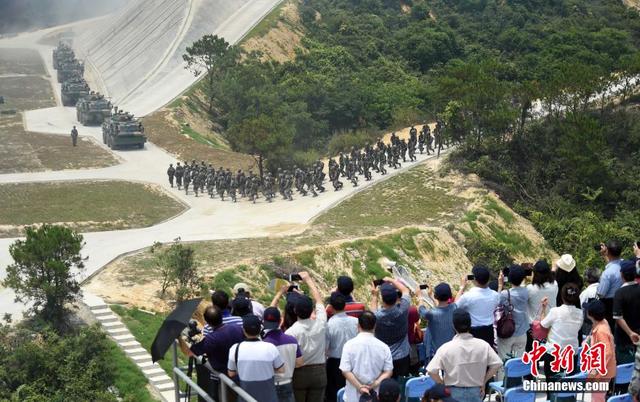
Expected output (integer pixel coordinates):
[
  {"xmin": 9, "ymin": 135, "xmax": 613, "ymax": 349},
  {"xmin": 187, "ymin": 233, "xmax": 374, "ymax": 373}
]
[
  {"xmin": 495, "ymin": 290, "xmax": 516, "ymax": 339},
  {"xmin": 531, "ymin": 305, "xmax": 549, "ymax": 341}
]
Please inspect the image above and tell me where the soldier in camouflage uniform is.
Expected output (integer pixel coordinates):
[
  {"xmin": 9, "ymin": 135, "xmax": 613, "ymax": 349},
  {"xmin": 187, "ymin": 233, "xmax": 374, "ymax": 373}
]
[
  {"xmin": 167, "ymin": 164, "xmax": 175, "ymax": 188},
  {"xmin": 175, "ymin": 162, "xmax": 184, "ymax": 189},
  {"xmin": 183, "ymin": 168, "xmax": 191, "ymax": 195}
]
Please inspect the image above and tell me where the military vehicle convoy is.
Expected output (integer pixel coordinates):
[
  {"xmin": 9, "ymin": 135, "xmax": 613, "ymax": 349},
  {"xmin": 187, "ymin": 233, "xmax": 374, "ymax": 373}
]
[
  {"xmin": 56, "ymin": 58, "xmax": 84, "ymax": 83},
  {"xmin": 52, "ymin": 42, "xmax": 74, "ymax": 70},
  {"xmin": 61, "ymin": 78, "xmax": 90, "ymax": 106},
  {"xmin": 51, "ymin": 44, "xmax": 147, "ymax": 149},
  {"xmin": 76, "ymin": 92, "xmax": 112, "ymax": 125},
  {"xmin": 102, "ymin": 109, "xmax": 147, "ymax": 149}
]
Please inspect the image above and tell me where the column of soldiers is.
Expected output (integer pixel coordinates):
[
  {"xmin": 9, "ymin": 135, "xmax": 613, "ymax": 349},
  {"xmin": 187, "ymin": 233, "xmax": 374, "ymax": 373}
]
[{"xmin": 164, "ymin": 123, "xmax": 448, "ymax": 204}]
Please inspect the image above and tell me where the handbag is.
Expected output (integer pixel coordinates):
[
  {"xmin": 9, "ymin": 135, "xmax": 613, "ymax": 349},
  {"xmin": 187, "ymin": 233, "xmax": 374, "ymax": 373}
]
[
  {"xmin": 495, "ymin": 290, "xmax": 516, "ymax": 339},
  {"xmin": 530, "ymin": 305, "xmax": 549, "ymax": 341}
]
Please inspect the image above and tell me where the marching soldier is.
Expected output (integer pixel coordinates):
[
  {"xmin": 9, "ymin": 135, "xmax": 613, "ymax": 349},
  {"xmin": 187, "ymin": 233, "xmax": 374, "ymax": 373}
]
[
  {"xmin": 71, "ymin": 126, "xmax": 79, "ymax": 147},
  {"xmin": 167, "ymin": 164, "xmax": 175, "ymax": 187},
  {"xmin": 175, "ymin": 162, "xmax": 184, "ymax": 189}
]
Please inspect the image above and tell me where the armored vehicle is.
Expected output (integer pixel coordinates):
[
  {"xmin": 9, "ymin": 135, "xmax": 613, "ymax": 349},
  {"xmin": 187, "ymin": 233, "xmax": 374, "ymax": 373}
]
[
  {"xmin": 76, "ymin": 92, "xmax": 112, "ymax": 125},
  {"xmin": 102, "ymin": 109, "xmax": 147, "ymax": 149},
  {"xmin": 53, "ymin": 42, "xmax": 74, "ymax": 70},
  {"xmin": 57, "ymin": 58, "xmax": 84, "ymax": 83},
  {"xmin": 61, "ymin": 78, "xmax": 90, "ymax": 106}
]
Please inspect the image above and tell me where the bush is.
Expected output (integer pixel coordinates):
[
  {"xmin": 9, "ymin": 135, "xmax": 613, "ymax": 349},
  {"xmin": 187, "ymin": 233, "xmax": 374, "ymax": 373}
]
[{"xmin": 327, "ymin": 129, "xmax": 379, "ymax": 155}]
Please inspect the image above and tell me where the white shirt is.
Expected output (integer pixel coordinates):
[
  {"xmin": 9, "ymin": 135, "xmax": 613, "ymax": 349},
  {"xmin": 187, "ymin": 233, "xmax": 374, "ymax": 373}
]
[
  {"xmin": 326, "ymin": 312, "xmax": 358, "ymax": 359},
  {"xmin": 251, "ymin": 300, "xmax": 265, "ymax": 317},
  {"xmin": 285, "ymin": 303, "xmax": 327, "ymax": 365},
  {"xmin": 526, "ymin": 281, "xmax": 558, "ymax": 322},
  {"xmin": 579, "ymin": 283, "xmax": 599, "ymax": 306},
  {"xmin": 457, "ymin": 286, "xmax": 500, "ymax": 327},
  {"xmin": 339, "ymin": 332, "xmax": 393, "ymax": 402},
  {"xmin": 541, "ymin": 304, "xmax": 583, "ymax": 350}
]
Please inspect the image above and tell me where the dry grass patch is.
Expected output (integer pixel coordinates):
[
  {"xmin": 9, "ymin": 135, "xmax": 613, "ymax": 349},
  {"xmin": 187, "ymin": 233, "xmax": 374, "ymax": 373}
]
[{"xmin": 0, "ymin": 180, "xmax": 185, "ymax": 237}]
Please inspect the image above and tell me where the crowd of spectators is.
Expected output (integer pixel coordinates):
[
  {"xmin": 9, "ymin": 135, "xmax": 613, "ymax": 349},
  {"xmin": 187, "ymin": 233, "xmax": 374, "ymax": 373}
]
[{"xmin": 180, "ymin": 240, "xmax": 640, "ymax": 402}]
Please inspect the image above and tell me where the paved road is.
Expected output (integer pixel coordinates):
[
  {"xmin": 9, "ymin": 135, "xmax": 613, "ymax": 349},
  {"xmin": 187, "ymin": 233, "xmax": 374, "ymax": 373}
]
[{"xmin": 0, "ymin": 23, "xmax": 451, "ymax": 320}]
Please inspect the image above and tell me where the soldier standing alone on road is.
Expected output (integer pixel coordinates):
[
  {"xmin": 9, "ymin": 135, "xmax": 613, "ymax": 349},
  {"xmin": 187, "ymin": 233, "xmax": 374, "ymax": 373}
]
[
  {"xmin": 167, "ymin": 164, "xmax": 175, "ymax": 188},
  {"xmin": 71, "ymin": 126, "xmax": 79, "ymax": 147}
]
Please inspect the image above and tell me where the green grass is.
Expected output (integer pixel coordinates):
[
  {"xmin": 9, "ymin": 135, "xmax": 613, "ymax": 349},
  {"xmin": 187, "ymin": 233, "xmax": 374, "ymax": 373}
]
[
  {"xmin": 0, "ymin": 180, "xmax": 185, "ymax": 237},
  {"xmin": 240, "ymin": 0, "xmax": 288, "ymax": 42},
  {"xmin": 314, "ymin": 165, "xmax": 464, "ymax": 237},
  {"xmin": 111, "ymin": 305, "xmax": 187, "ymax": 378},
  {"xmin": 485, "ymin": 197, "xmax": 515, "ymax": 225},
  {"xmin": 181, "ymin": 124, "xmax": 223, "ymax": 150},
  {"xmin": 209, "ymin": 269, "xmax": 242, "ymax": 295},
  {"xmin": 107, "ymin": 340, "xmax": 156, "ymax": 402}
]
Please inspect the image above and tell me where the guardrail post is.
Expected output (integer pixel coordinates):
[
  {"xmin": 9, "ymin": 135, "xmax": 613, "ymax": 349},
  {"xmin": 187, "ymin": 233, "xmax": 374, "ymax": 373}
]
[{"xmin": 173, "ymin": 341, "xmax": 180, "ymax": 402}]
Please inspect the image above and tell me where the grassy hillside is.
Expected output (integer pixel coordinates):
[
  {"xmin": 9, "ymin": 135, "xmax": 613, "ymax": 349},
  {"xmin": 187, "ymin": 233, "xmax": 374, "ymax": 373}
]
[{"xmin": 86, "ymin": 157, "xmax": 554, "ymax": 310}]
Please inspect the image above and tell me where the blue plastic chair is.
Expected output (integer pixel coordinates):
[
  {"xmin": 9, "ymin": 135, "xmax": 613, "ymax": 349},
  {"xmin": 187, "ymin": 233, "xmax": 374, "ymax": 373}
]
[
  {"xmin": 404, "ymin": 376, "xmax": 435, "ymax": 402},
  {"xmin": 615, "ymin": 363, "xmax": 634, "ymax": 386},
  {"xmin": 608, "ymin": 394, "xmax": 633, "ymax": 402},
  {"xmin": 337, "ymin": 387, "xmax": 345, "ymax": 402},
  {"xmin": 488, "ymin": 357, "xmax": 532, "ymax": 398},
  {"xmin": 549, "ymin": 371, "xmax": 587, "ymax": 401},
  {"xmin": 503, "ymin": 386, "xmax": 536, "ymax": 402}
]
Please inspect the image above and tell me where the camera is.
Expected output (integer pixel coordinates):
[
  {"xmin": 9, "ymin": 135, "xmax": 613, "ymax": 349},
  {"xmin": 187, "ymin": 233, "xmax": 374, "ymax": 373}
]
[
  {"xmin": 373, "ymin": 279, "xmax": 385, "ymax": 287},
  {"xmin": 466, "ymin": 274, "xmax": 475, "ymax": 281},
  {"xmin": 289, "ymin": 273, "xmax": 302, "ymax": 282},
  {"xmin": 187, "ymin": 319, "xmax": 201, "ymax": 341},
  {"xmin": 419, "ymin": 284, "xmax": 429, "ymax": 290},
  {"xmin": 593, "ymin": 243, "xmax": 603, "ymax": 251}
]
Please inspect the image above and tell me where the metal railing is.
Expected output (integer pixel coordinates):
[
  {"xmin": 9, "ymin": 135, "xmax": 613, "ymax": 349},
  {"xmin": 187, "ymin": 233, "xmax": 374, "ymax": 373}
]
[{"xmin": 171, "ymin": 341, "xmax": 257, "ymax": 402}]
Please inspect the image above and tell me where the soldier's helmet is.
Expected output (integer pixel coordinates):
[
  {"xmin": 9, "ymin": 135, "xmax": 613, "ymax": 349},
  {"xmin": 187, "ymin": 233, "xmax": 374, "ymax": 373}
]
[
  {"xmin": 170, "ymin": 163, "xmax": 173, "ymax": 166},
  {"xmin": 177, "ymin": 162, "xmax": 181, "ymax": 166}
]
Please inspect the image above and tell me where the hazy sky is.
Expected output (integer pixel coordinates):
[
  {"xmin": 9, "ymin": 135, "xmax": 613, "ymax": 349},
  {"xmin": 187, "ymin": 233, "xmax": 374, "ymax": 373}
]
[{"xmin": 0, "ymin": 0, "xmax": 126, "ymax": 34}]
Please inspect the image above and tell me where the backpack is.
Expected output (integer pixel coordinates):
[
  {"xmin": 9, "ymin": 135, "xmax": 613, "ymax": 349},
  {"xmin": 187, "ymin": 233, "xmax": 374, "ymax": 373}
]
[{"xmin": 495, "ymin": 290, "xmax": 516, "ymax": 339}]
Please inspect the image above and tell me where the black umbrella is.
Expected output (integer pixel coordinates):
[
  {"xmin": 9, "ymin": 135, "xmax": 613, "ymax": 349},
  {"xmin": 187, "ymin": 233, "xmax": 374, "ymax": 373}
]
[{"xmin": 151, "ymin": 298, "xmax": 202, "ymax": 362}]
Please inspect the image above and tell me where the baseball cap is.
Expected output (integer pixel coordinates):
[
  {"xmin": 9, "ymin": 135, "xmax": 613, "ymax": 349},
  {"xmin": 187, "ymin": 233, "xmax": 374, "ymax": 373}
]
[
  {"xmin": 233, "ymin": 282, "xmax": 250, "ymax": 295},
  {"xmin": 263, "ymin": 306, "xmax": 281, "ymax": 330},
  {"xmin": 423, "ymin": 383, "xmax": 458, "ymax": 402},
  {"xmin": 434, "ymin": 283, "xmax": 452, "ymax": 301},
  {"xmin": 378, "ymin": 379, "xmax": 401, "ymax": 402},
  {"xmin": 472, "ymin": 265, "xmax": 490, "ymax": 284},
  {"xmin": 242, "ymin": 315, "xmax": 262, "ymax": 336},
  {"xmin": 380, "ymin": 283, "xmax": 398, "ymax": 305},
  {"xmin": 337, "ymin": 276, "xmax": 354, "ymax": 296}
]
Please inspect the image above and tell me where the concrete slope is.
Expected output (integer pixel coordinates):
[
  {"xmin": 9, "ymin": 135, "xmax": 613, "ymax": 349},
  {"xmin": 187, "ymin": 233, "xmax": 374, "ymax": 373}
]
[{"xmin": 74, "ymin": 0, "xmax": 281, "ymax": 116}]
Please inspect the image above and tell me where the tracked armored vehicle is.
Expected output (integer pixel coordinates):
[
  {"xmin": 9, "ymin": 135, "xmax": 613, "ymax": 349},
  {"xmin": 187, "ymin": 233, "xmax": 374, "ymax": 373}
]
[
  {"xmin": 61, "ymin": 78, "xmax": 90, "ymax": 106},
  {"xmin": 57, "ymin": 58, "xmax": 84, "ymax": 83},
  {"xmin": 76, "ymin": 92, "xmax": 112, "ymax": 125},
  {"xmin": 102, "ymin": 109, "xmax": 147, "ymax": 149},
  {"xmin": 53, "ymin": 42, "xmax": 74, "ymax": 70}
]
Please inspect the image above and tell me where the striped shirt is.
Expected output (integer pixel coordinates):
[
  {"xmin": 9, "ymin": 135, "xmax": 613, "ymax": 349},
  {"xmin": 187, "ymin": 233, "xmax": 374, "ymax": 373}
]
[{"xmin": 203, "ymin": 310, "xmax": 243, "ymax": 336}]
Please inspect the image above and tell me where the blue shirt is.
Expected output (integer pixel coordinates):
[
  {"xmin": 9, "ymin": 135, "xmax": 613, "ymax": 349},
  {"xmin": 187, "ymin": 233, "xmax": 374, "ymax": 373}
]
[
  {"xmin": 499, "ymin": 286, "xmax": 529, "ymax": 337},
  {"xmin": 419, "ymin": 303, "xmax": 456, "ymax": 354},
  {"xmin": 326, "ymin": 312, "xmax": 358, "ymax": 358},
  {"xmin": 203, "ymin": 310, "xmax": 243, "ymax": 336},
  {"xmin": 375, "ymin": 294, "xmax": 411, "ymax": 360},
  {"xmin": 597, "ymin": 259, "xmax": 624, "ymax": 299}
]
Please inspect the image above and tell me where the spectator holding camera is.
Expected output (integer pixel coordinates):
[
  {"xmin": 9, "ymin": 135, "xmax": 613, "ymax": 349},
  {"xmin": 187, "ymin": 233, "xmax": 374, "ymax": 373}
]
[
  {"xmin": 326, "ymin": 276, "xmax": 366, "ymax": 319},
  {"xmin": 526, "ymin": 260, "xmax": 558, "ymax": 339},
  {"xmin": 370, "ymin": 277, "xmax": 412, "ymax": 378},
  {"xmin": 416, "ymin": 283, "xmax": 457, "ymax": 356},
  {"xmin": 455, "ymin": 266, "xmax": 500, "ymax": 347},
  {"xmin": 596, "ymin": 240, "xmax": 624, "ymax": 328},
  {"xmin": 613, "ymin": 260, "xmax": 640, "ymax": 364},
  {"xmin": 580, "ymin": 267, "xmax": 601, "ymax": 337},
  {"xmin": 179, "ymin": 306, "xmax": 245, "ymax": 400},
  {"xmin": 284, "ymin": 272, "xmax": 328, "ymax": 402}
]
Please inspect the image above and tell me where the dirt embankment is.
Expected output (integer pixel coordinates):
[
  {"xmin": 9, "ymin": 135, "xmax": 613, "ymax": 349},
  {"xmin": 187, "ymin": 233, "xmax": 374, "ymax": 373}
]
[{"xmin": 85, "ymin": 156, "xmax": 555, "ymax": 311}]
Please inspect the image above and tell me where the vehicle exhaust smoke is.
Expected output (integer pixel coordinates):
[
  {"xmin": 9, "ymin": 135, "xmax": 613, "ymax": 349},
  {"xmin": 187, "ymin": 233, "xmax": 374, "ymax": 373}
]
[{"xmin": 0, "ymin": 0, "xmax": 125, "ymax": 34}]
